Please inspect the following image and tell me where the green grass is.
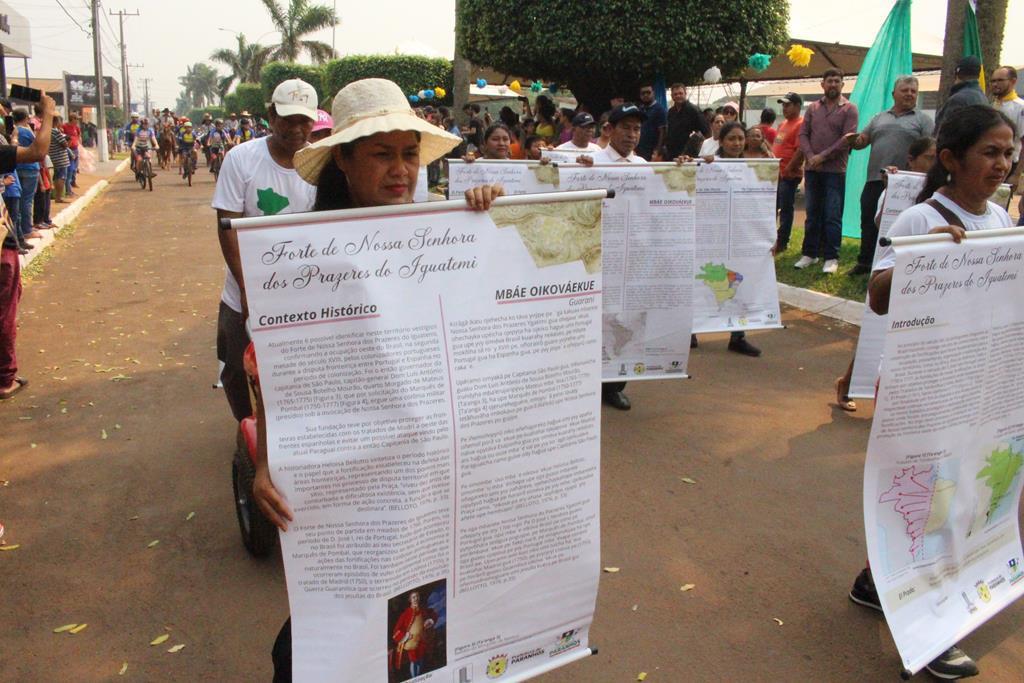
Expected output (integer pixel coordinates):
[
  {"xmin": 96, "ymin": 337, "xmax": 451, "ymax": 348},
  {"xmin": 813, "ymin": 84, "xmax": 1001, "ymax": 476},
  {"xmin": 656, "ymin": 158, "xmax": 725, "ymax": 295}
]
[
  {"xmin": 22, "ymin": 222, "xmax": 77, "ymax": 282},
  {"xmin": 774, "ymin": 225, "xmax": 869, "ymax": 301}
]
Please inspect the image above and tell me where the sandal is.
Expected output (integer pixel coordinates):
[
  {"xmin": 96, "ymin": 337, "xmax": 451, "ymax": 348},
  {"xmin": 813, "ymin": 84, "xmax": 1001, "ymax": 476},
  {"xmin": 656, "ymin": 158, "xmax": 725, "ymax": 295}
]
[
  {"xmin": 835, "ymin": 376, "xmax": 857, "ymax": 412},
  {"xmin": 0, "ymin": 376, "xmax": 28, "ymax": 400}
]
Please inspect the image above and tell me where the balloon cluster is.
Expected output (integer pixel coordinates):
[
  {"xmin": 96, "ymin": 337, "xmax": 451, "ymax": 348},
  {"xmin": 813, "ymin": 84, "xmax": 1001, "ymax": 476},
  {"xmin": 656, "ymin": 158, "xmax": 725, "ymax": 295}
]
[
  {"xmin": 407, "ymin": 85, "xmax": 447, "ymax": 104},
  {"xmin": 786, "ymin": 44, "xmax": 814, "ymax": 68},
  {"xmin": 747, "ymin": 53, "xmax": 771, "ymax": 73}
]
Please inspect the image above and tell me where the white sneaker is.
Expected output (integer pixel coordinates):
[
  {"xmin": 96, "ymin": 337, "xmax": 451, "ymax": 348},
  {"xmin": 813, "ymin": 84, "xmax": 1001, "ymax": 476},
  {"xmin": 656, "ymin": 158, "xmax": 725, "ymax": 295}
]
[
  {"xmin": 794, "ymin": 255, "xmax": 819, "ymax": 269},
  {"xmin": 822, "ymin": 259, "xmax": 839, "ymax": 274}
]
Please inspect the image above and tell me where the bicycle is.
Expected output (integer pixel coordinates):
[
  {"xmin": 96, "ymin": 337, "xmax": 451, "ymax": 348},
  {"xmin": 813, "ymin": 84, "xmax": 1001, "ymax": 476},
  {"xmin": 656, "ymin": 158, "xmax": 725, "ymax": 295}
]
[
  {"xmin": 209, "ymin": 147, "xmax": 223, "ymax": 180},
  {"xmin": 181, "ymin": 148, "xmax": 196, "ymax": 186},
  {"xmin": 136, "ymin": 151, "xmax": 154, "ymax": 191}
]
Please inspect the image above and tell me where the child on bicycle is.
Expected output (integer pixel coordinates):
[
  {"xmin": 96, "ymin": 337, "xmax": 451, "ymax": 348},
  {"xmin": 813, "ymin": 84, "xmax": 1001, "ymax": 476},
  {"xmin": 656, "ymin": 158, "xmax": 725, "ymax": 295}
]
[{"xmin": 206, "ymin": 119, "xmax": 228, "ymax": 174}]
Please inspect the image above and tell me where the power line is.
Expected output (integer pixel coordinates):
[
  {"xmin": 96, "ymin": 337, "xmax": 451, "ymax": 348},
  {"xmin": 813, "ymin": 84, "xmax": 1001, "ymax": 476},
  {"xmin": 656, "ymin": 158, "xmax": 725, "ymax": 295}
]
[{"xmin": 55, "ymin": 0, "xmax": 90, "ymax": 35}]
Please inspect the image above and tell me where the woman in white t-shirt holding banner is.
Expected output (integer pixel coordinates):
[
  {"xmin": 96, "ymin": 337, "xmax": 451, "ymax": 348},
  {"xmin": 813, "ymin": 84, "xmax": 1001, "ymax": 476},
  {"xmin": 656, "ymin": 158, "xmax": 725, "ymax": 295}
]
[
  {"xmin": 868, "ymin": 105, "xmax": 1016, "ymax": 316},
  {"xmin": 851, "ymin": 104, "xmax": 1016, "ymax": 681}
]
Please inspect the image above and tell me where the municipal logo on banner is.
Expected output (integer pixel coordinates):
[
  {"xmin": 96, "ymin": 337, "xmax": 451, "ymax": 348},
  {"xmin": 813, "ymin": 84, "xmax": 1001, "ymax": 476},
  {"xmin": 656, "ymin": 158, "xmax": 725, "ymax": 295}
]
[
  {"xmin": 1009, "ymin": 557, "xmax": 1024, "ymax": 584},
  {"xmin": 549, "ymin": 629, "xmax": 581, "ymax": 657},
  {"xmin": 975, "ymin": 580, "xmax": 992, "ymax": 603},
  {"xmin": 485, "ymin": 654, "xmax": 508, "ymax": 678}
]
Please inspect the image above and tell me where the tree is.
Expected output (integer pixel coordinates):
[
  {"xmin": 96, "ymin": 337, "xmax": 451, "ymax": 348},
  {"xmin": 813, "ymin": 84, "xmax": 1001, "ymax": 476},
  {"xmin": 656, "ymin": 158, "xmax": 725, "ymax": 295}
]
[
  {"xmin": 456, "ymin": 0, "xmax": 789, "ymax": 114},
  {"xmin": 323, "ymin": 56, "xmax": 452, "ymax": 104},
  {"xmin": 260, "ymin": 61, "xmax": 327, "ymax": 103},
  {"xmin": 178, "ymin": 63, "xmax": 221, "ymax": 108},
  {"xmin": 211, "ymin": 34, "xmax": 272, "ymax": 98},
  {"xmin": 260, "ymin": 0, "xmax": 338, "ymax": 65}
]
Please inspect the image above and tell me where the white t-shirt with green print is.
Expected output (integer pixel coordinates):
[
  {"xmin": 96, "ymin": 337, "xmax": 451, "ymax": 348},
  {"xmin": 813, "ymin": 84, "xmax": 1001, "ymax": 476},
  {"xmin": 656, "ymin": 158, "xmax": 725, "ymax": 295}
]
[{"xmin": 212, "ymin": 137, "xmax": 316, "ymax": 312}]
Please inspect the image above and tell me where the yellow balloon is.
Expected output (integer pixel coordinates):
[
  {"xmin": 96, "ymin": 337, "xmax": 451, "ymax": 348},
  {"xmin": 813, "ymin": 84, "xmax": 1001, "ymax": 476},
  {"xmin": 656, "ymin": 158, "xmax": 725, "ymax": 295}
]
[
  {"xmin": 509, "ymin": 80, "xmax": 522, "ymax": 93},
  {"xmin": 786, "ymin": 44, "xmax": 814, "ymax": 68},
  {"xmin": 435, "ymin": 86, "xmax": 447, "ymax": 98}
]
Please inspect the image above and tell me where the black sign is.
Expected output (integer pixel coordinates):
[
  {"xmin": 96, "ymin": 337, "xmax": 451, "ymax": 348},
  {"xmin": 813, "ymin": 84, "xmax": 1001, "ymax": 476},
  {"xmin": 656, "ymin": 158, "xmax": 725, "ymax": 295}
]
[{"xmin": 64, "ymin": 74, "xmax": 115, "ymax": 106}]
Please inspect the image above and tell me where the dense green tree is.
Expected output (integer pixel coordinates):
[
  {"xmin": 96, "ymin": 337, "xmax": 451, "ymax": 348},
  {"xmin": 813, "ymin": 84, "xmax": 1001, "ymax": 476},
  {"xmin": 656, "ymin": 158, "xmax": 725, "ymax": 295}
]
[
  {"xmin": 211, "ymin": 34, "xmax": 272, "ymax": 98},
  {"xmin": 323, "ymin": 56, "xmax": 452, "ymax": 104},
  {"xmin": 261, "ymin": 0, "xmax": 337, "ymax": 65},
  {"xmin": 456, "ymin": 0, "xmax": 789, "ymax": 113},
  {"xmin": 260, "ymin": 61, "xmax": 327, "ymax": 103},
  {"xmin": 223, "ymin": 84, "xmax": 267, "ymax": 119}
]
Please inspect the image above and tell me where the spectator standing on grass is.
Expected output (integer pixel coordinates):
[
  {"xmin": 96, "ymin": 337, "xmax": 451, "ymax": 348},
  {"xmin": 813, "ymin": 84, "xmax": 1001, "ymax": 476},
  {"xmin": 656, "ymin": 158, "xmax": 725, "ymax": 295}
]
[
  {"xmin": 637, "ymin": 83, "xmax": 667, "ymax": 161},
  {"xmin": 845, "ymin": 75, "xmax": 933, "ymax": 274},
  {"xmin": 61, "ymin": 112, "xmax": 82, "ymax": 194},
  {"xmin": 796, "ymin": 68, "xmax": 859, "ymax": 274},
  {"xmin": 49, "ymin": 115, "xmax": 71, "ymax": 205},
  {"xmin": 991, "ymin": 66, "xmax": 1024, "ymax": 194},
  {"xmin": 665, "ymin": 83, "xmax": 710, "ymax": 160},
  {"xmin": 934, "ymin": 56, "xmax": 989, "ymax": 134},
  {"xmin": 772, "ymin": 93, "xmax": 804, "ymax": 253}
]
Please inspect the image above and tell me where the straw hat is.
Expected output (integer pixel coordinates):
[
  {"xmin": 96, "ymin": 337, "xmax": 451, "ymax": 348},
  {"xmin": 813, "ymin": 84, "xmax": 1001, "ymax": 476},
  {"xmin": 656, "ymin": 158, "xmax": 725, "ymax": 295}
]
[{"xmin": 294, "ymin": 78, "xmax": 462, "ymax": 184}]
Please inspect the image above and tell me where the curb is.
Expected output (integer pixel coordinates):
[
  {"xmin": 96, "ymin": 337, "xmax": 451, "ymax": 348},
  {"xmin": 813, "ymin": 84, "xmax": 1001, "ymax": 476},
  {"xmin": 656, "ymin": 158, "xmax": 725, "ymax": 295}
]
[
  {"xmin": 19, "ymin": 158, "xmax": 130, "ymax": 268},
  {"xmin": 777, "ymin": 282, "xmax": 864, "ymax": 327}
]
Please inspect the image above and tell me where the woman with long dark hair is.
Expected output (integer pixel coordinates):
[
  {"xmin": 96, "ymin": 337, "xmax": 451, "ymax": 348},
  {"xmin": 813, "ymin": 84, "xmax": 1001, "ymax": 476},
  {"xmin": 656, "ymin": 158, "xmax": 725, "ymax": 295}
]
[{"xmin": 853, "ymin": 104, "xmax": 1015, "ymax": 681}]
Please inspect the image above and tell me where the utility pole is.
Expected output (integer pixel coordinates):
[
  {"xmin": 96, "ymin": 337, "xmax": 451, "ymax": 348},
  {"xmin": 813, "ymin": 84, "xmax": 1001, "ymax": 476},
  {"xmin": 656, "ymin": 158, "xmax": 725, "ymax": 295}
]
[
  {"xmin": 90, "ymin": 0, "xmax": 108, "ymax": 162},
  {"xmin": 109, "ymin": 8, "xmax": 139, "ymax": 116},
  {"xmin": 141, "ymin": 77, "xmax": 151, "ymax": 116},
  {"xmin": 127, "ymin": 63, "xmax": 144, "ymax": 114}
]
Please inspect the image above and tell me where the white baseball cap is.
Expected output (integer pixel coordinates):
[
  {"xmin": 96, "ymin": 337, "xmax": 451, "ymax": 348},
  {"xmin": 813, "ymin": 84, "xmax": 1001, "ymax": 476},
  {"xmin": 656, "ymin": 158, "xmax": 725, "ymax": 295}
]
[{"xmin": 269, "ymin": 78, "xmax": 318, "ymax": 120}]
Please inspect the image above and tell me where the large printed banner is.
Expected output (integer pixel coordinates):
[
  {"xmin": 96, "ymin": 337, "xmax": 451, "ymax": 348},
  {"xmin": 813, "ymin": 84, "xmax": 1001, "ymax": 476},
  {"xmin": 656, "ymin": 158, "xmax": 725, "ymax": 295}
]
[
  {"xmin": 447, "ymin": 159, "xmax": 558, "ymax": 197},
  {"xmin": 849, "ymin": 174, "xmax": 1014, "ymax": 399},
  {"xmin": 692, "ymin": 159, "xmax": 782, "ymax": 333},
  {"xmin": 560, "ymin": 163, "xmax": 696, "ymax": 380},
  {"xmin": 865, "ymin": 231, "xmax": 1024, "ymax": 674},
  {"xmin": 235, "ymin": 192, "xmax": 604, "ymax": 682}
]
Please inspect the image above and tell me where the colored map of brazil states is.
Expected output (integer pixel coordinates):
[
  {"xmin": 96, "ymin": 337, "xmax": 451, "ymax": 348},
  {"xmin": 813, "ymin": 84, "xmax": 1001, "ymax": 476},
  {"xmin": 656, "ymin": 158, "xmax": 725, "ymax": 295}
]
[{"xmin": 696, "ymin": 263, "xmax": 743, "ymax": 306}]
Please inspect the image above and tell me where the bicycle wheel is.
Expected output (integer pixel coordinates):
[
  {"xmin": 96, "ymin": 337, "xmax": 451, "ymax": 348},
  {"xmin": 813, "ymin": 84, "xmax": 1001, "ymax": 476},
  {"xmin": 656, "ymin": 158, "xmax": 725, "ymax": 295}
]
[
  {"xmin": 148, "ymin": 164, "xmax": 154, "ymax": 191},
  {"xmin": 138, "ymin": 159, "xmax": 147, "ymax": 189}
]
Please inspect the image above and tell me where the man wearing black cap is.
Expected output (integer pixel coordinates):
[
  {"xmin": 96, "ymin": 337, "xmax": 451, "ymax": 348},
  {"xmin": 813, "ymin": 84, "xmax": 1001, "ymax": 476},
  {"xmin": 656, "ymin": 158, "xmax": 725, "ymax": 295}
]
[
  {"xmin": 772, "ymin": 93, "xmax": 804, "ymax": 253},
  {"xmin": 555, "ymin": 113, "xmax": 600, "ymax": 153},
  {"xmin": 579, "ymin": 103, "xmax": 646, "ymax": 409},
  {"xmin": 934, "ymin": 56, "xmax": 990, "ymax": 134}
]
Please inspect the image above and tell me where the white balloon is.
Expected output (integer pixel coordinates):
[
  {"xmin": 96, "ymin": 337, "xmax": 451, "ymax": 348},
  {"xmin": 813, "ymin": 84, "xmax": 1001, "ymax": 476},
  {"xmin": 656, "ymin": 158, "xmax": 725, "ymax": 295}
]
[
  {"xmin": 498, "ymin": 85, "xmax": 507, "ymax": 94},
  {"xmin": 703, "ymin": 66, "xmax": 722, "ymax": 84},
  {"xmin": 418, "ymin": 90, "xmax": 426, "ymax": 98}
]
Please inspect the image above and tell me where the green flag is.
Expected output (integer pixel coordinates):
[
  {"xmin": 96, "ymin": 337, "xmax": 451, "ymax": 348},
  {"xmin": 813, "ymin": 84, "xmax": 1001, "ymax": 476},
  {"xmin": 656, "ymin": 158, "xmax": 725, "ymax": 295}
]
[
  {"xmin": 964, "ymin": 0, "xmax": 985, "ymax": 91},
  {"xmin": 841, "ymin": 0, "xmax": 913, "ymax": 238}
]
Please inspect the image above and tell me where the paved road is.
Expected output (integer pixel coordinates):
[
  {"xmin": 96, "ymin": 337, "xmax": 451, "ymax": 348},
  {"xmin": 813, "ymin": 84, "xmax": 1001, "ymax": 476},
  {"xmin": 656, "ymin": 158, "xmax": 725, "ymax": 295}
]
[{"xmin": 1, "ymin": 164, "xmax": 1022, "ymax": 681}]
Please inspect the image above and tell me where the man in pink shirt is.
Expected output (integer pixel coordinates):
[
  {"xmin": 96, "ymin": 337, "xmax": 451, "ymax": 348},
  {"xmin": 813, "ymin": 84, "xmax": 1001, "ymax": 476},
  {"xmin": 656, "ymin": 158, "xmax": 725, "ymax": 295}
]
[{"xmin": 796, "ymin": 69, "xmax": 859, "ymax": 273}]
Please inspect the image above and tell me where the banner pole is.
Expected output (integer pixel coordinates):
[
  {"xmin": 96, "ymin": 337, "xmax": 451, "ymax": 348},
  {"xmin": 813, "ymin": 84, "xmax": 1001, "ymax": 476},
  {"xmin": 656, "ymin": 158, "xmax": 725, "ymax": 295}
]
[
  {"xmin": 879, "ymin": 225, "xmax": 1024, "ymax": 247},
  {"xmin": 219, "ymin": 188, "xmax": 616, "ymax": 231}
]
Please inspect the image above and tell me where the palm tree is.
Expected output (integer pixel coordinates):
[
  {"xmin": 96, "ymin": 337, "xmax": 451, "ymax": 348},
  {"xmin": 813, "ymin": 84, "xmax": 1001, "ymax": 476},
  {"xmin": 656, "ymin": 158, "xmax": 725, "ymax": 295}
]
[
  {"xmin": 179, "ymin": 63, "xmax": 221, "ymax": 108},
  {"xmin": 261, "ymin": 0, "xmax": 338, "ymax": 64},
  {"xmin": 211, "ymin": 34, "xmax": 272, "ymax": 97}
]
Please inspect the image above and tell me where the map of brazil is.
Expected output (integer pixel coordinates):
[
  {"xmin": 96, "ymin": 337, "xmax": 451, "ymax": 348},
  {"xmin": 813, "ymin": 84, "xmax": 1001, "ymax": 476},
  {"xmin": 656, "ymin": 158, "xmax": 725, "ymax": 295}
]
[
  {"xmin": 696, "ymin": 262, "xmax": 743, "ymax": 307},
  {"xmin": 877, "ymin": 464, "xmax": 956, "ymax": 567},
  {"xmin": 970, "ymin": 441, "xmax": 1024, "ymax": 535}
]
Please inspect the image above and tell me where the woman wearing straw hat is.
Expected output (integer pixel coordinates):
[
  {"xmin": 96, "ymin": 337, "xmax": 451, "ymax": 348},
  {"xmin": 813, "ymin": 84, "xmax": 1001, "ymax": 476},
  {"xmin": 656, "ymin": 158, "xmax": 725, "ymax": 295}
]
[{"xmin": 255, "ymin": 77, "xmax": 503, "ymax": 681}]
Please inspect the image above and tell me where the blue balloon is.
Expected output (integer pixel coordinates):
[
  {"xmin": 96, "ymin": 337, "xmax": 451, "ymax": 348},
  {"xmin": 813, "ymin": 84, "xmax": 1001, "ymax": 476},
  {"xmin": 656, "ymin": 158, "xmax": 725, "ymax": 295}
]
[
  {"xmin": 548, "ymin": 83, "xmax": 559, "ymax": 94},
  {"xmin": 424, "ymin": 89, "xmax": 435, "ymax": 99},
  {"xmin": 409, "ymin": 94, "xmax": 420, "ymax": 103},
  {"xmin": 476, "ymin": 78, "xmax": 487, "ymax": 89}
]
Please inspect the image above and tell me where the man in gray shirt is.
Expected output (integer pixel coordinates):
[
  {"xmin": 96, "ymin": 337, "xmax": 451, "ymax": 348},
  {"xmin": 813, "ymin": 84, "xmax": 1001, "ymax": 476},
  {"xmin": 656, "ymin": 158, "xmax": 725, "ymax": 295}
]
[{"xmin": 846, "ymin": 75, "xmax": 934, "ymax": 273}]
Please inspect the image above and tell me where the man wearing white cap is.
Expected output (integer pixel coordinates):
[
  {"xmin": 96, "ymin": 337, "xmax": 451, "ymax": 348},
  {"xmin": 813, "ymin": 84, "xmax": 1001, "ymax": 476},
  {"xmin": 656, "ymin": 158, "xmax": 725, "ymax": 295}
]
[{"xmin": 212, "ymin": 78, "xmax": 318, "ymax": 422}]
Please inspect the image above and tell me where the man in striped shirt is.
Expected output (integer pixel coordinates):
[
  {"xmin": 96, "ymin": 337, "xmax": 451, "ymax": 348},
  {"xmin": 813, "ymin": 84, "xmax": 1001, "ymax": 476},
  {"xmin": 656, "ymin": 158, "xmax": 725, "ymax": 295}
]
[{"xmin": 48, "ymin": 115, "xmax": 71, "ymax": 205}]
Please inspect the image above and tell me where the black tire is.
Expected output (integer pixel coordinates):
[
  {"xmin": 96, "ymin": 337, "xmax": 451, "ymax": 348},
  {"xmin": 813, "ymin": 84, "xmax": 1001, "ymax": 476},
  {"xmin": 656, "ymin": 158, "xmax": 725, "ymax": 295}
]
[
  {"xmin": 138, "ymin": 160, "xmax": 147, "ymax": 190},
  {"xmin": 147, "ymin": 168, "xmax": 153, "ymax": 191},
  {"xmin": 186, "ymin": 157, "xmax": 192, "ymax": 186},
  {"xmin": 232, "ymin": 431, "xmax": 278, "ymax": 557}
]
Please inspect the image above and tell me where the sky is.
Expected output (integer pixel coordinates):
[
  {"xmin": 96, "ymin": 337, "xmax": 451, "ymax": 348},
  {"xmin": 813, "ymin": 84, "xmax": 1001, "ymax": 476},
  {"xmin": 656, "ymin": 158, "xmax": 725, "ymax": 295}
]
[{"xmin": 9, "ymin": 0, "xmax": 1024, "ymax": 111}]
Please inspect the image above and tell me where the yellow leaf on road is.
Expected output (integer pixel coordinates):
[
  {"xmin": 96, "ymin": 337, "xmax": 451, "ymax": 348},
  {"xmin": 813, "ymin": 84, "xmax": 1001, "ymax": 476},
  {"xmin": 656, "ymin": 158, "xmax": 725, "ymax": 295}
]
[
  {"xmin": 0, "ymin": 544, "xmax": 20, "ymax": 551},
  {"xmin": 637, "ymin": 673, "xmax": 647, "ymax": 681},
  {"xmin": 147, "ymin": 540, "xmax": 159, "ymax": 548},
  {"xmin": 69, "ymin": 623, "xmax": 88, "ymax": 634},
  {"xmin": 603, "ymin": 567, "xmax": 620, "ymax": 573},
  {"xmin": 680, "ymin": 477, "xmax": 697, "ymax": 485},
  {"xmin": 185, "ymin": 512, "xmax": 196, "ymax": 521},
  {"xmin": 680, "ymin": 584, "xmax": 696, "ymax": 592},
  {"xmin": 167, "ymin": 644, "xmax": 185, "ymax": 653},
  {"xmin": 773, "ymin": 617, "xmax": 784, "ymax": 626},
  {"xmin": 150, "ymin": 634, "xmax": 170, "ymax": 646},
  {"xmin": 53, "ymin": 624, "xmax": 78, "ymax": 633},
  {"xmin": 101, "ymin": 430, "xmax": 108, "ymax": 440},
  {"xmin": 119, "ymin": 662, "xmax": 128, "ymax": 675}
]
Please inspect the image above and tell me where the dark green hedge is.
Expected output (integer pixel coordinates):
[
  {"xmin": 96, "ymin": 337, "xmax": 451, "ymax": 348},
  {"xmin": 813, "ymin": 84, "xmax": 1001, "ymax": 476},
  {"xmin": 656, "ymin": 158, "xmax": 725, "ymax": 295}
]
[
  {"xmin": 223, "ymin": 84, "xmax": 266, "ymax": 119},
  {"xmin": 260, "ymin": 61, "xmax": 327, "ymax": 106},
  {"xmin": 323, "ymin": 55, "xmax": 453, "ymax": 105}
]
